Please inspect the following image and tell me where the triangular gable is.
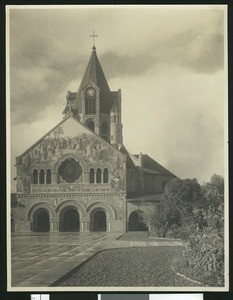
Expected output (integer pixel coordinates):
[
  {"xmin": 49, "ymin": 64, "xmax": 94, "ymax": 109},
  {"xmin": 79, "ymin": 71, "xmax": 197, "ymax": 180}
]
[{"xmin": 17, "ymin": 116, "xmax": 126, "ymax": 161}]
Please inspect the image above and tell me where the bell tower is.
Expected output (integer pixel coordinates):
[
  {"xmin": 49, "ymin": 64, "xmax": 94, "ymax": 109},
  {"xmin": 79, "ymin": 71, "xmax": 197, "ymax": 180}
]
[
  {"xmin": 110, "ymin": 91, "xmax": 123, "ymax": 147},
  {"xmin": 63, "ymin": 33, "xmax": 123, "ymax": 146}
]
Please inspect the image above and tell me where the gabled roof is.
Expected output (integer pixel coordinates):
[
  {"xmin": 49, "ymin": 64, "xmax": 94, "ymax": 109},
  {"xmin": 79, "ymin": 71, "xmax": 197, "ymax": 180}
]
[
  {"xmin": 120, "ymin": 147, "xmax": 175, "ymax": 177},
  {"xmin": 135, "ymin": 154, "xmax": 175, "ymax": 177},
  {"xmin": 74, "ymin": 47, "xmax": 113, "ymax": 114},
  {"xmin": 17, "ymin": 116, "xmax": 126, "ymax": 161}
]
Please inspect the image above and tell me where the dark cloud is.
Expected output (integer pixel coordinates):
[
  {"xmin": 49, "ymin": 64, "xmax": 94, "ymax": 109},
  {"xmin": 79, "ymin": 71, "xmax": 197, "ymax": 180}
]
[
  {"xmin": 181, "ymin": 33, "xmax": 224, "ymax": 73},
  {"xmin": 9, "ymin": 8, "xmax": 225, "ymax": 126},
  {"xmin": 100, "ymin": 52, "xmax": 156, "ymax": 79}
]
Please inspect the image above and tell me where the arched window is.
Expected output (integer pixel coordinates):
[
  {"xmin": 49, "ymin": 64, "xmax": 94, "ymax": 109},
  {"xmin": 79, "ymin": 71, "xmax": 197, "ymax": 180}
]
[
  {"xmin": 96, "ymin": 168, "xmax": 101, "ymax": 183},
  {"xmin": 46, "ymin": 169, "xmax": 51, "ymax": 184},
  {"xmin": 32, "ymin": 169, "xmax": 38, "ymax": 184},
  {"xmin": 103, "ymin": 168, "xmax": 108, "ymax": 183},
  {"xmin": 90, "ymin": 168, "xmax": 95, "ymax": 183},
  {"xmin": 39, "ymin": 169, "xmax": 45, "ymax": 184},
  {"xmin": 86, "ymin": 120, "xmax": 95, "ymax": 132},
  {"xmin": 85, "ymin": 89, "xmax": 96, "ymax": 115},
  {"xmin": 85, "ymin": 99, "xmax": 96, "ymax": 115}
]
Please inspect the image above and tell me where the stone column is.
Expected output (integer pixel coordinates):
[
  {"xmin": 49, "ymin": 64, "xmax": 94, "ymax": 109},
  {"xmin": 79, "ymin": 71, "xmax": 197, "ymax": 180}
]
[
  {"xmin": 44, "ymin": 172, "xmax": 46, "ymax": 185},
  {"xmin": 81, "ymin": 218, "xmax": 90, "ymax": 232},
  {"xmin": 94, "ymin": 171, "xmax": 97, "ymax": 183},
  {"xmin": 101, "ymin": 171, "xmax": 104, "ymax": 184},
  {"xmin": 107, "ymin": 220, "xmax": 111, "ymax": 232},
  {"xmin": 50, "ymin": 219, "xmax": 59, "ymax": 232}
]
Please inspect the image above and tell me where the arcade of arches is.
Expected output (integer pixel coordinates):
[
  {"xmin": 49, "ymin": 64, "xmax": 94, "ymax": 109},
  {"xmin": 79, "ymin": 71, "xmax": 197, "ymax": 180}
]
[
  {"xmin": 30, "ymin": 206, "xmax": 148, "ymax": 233},
  {"xmin": 30, "ymin": 204, "xmax": 111, "ymax": 233}
]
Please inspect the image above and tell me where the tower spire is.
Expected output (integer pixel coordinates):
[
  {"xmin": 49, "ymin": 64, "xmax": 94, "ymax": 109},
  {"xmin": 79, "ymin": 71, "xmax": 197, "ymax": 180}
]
[{"xmin": 90, "ymin": 30, "xmax": 98, "ymax": 50}]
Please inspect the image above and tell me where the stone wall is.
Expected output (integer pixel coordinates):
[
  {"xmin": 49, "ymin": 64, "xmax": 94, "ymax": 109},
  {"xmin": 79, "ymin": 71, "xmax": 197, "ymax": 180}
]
[{"xmin": 14, "ymin": 193, "xmax": 126, "ymax": 233}]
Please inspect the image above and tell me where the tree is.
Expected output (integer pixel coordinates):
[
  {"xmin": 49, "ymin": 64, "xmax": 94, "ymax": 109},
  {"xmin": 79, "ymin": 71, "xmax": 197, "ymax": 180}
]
[
  {"xmin": 143, "ymin": 177, "xmax": 202, "ymax": 237},
  {"xmin": 174, "ymin": 175, "xmax": 225, "ymax": 286}
]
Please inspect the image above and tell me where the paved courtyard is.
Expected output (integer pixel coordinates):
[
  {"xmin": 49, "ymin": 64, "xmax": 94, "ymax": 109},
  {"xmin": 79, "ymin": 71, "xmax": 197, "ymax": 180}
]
[{"xmin": 11, "ymin": 232, "xmax": 182, "ymax": 287}]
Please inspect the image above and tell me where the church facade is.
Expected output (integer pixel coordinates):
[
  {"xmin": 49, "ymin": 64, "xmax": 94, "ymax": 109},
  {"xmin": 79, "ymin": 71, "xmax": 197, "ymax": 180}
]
[{"xmin": 12, "ymin": 46, "xmax": 175, "ymax": 233}]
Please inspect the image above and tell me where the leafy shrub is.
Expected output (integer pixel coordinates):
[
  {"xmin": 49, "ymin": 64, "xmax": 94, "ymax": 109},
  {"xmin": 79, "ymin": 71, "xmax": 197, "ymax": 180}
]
[{"xmin": 177, "ymin": 227, "xmax": 224, "ymax": 286}]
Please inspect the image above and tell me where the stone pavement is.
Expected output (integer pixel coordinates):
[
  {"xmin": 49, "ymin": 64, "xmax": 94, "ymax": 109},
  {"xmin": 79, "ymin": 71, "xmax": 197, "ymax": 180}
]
[{"xmin": 11, "ymin": 232, "xmax": 182, "ymax": 287}]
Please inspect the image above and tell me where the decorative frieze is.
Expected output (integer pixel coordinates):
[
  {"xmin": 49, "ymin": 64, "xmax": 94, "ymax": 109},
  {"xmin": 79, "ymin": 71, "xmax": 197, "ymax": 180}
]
[{"xmin": 31, "ymin": 183, "xmax": 113, "ymax": 194}]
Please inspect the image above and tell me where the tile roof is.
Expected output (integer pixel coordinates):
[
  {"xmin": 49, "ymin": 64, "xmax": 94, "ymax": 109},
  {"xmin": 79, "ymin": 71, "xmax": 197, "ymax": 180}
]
[
  {"xmin": 122, "ymin": 147, "xmax": 175, "ymax": 177},
  {"xmin": 137, "ymin": 154, "xmax": 175, "ymax": 176}
]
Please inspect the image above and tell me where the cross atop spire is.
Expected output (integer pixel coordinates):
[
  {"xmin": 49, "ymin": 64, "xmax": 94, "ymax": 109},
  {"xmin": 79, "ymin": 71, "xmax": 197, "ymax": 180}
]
[{"xmin": 90, "ymin": 30, "xmax": 98, "ymax": 50}]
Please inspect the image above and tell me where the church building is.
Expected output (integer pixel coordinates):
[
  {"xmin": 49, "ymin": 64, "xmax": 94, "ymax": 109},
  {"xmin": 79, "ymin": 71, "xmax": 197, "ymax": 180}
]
[{"xmin": 12, "ymin": 45, "xmax": 175, "ymax": 233}]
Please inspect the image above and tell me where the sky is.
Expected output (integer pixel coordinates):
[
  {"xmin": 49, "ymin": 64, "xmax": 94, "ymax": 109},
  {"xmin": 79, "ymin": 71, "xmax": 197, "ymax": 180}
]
[{"xmin": 8, "ymin": 5, "xmax": 227, "ymax": 192}]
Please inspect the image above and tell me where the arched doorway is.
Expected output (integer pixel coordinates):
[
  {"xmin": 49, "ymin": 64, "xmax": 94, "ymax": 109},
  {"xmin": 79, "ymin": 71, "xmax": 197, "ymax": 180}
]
[
  {"xmin": 33, "ymin": 209, "xmax": 50, "ymax": 232},
  {"xmin": 128, "ymin": 210, "xmax": 148, "ymax": 231},
  {"xmin": 60, "ymin": 208, "xmax": 80, "ymax": 232},
  {"xmin": 90, "ymin": 210, "xmax": 106, "ymax": 232}
]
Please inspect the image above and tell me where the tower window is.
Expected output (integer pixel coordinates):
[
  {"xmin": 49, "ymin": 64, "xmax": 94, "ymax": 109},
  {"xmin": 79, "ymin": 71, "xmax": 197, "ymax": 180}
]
[
  {"xmin": 96, "ymin": 168, "xmax": 101, "ymax": 183},
  {"xmin": 85, "ymin": 89, "xmax": 96, "ymax": 115},
  {"xmin": 103, "ymin": 168, "xmax": 109, "ymax": 183},
  {"xmin": 114, "ymin": 116, "xmax": 117, "ymax": 123},
  {"xmin": 86, "ymin": 98, "xmax": 96, "ymax": 115}
]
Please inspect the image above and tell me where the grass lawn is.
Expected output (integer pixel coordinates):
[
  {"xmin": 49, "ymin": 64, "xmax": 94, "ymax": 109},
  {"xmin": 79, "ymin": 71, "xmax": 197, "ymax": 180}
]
[{"xmin": 56, "ymin": 246, "xmax": 200, "ymax": 287}]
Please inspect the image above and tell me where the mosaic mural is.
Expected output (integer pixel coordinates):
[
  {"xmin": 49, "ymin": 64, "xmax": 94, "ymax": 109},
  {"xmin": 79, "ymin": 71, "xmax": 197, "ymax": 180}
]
[{"xmin": 16, "ymin": 118, "xmax": 125, "ymax": 194}]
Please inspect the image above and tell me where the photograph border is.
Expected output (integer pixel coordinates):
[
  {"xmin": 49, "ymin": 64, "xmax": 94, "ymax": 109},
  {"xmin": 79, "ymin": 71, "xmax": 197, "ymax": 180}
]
[{"xmin": 4, "ymin": 2, "xmax": 230, "ymax": 295}]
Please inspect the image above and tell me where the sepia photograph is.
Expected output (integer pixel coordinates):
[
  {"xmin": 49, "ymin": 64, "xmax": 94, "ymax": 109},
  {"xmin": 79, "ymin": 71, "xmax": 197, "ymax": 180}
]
[{"xmin": 7, "ymin": 5, "xmax": 228, "ymax": 291}]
